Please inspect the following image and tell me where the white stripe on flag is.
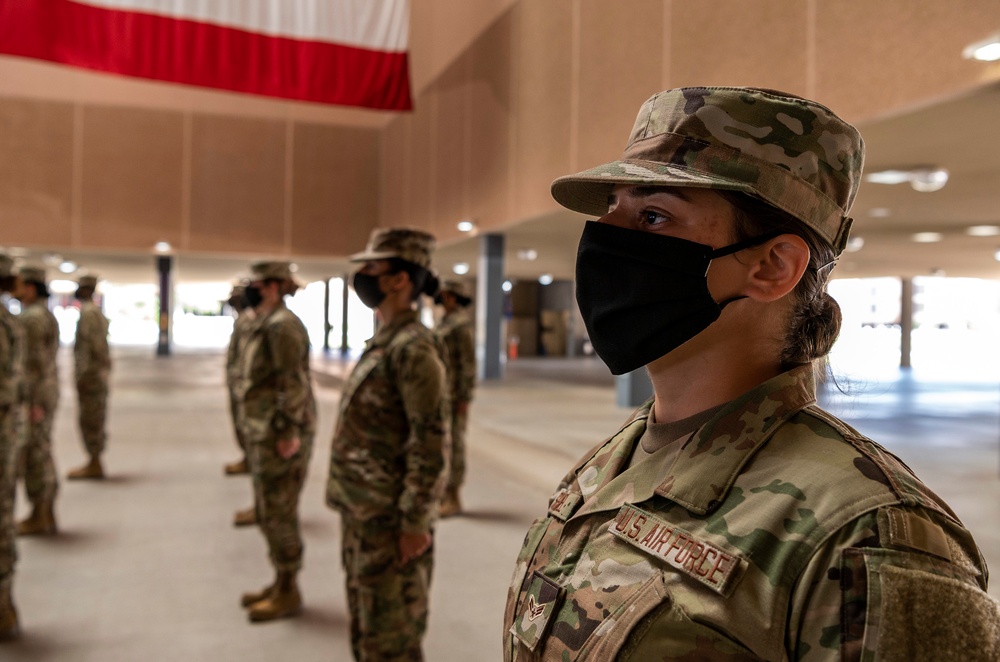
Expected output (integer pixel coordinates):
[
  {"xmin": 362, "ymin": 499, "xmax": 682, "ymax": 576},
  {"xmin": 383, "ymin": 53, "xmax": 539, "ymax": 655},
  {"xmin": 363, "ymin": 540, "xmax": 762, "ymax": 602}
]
[{"xmin": 71, "ymin": 0, "xmax": 409, "ymax": 51}]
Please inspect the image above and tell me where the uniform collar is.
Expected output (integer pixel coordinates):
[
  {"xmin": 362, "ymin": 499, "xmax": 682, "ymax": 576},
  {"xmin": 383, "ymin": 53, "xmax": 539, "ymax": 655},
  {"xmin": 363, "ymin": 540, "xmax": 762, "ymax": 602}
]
[
  {"xmin": 655, "ymin": 364, "xmax": 818, "ymax": 515},
  {"xmin": 367, "ymin": 309, "xmax": 420, "ymax": 349},
  {"xmin": 571, "ymin": 365, "xmax": 817, "ymax": 520}
]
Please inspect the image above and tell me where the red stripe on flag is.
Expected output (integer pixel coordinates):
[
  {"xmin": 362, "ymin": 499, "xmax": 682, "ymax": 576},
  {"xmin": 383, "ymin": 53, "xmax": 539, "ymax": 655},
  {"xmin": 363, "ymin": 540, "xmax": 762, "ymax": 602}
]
[{"xmin": 0, "ymin": 0, "xmax": 412, "ymax": 111}]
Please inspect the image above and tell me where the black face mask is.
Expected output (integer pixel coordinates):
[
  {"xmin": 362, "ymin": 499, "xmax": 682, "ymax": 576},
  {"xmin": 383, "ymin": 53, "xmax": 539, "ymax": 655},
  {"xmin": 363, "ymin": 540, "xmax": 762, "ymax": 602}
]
[
  {"xmin": 243, "ymin": 284, "xmax": 263, "ymax": 308},
  {"xmin": 352, "ymin": 272, "xmax": 386, "ymax": 309},
  {"xmin": 575, "ymin": 221, "xmax": 777, "ymax": 375}
]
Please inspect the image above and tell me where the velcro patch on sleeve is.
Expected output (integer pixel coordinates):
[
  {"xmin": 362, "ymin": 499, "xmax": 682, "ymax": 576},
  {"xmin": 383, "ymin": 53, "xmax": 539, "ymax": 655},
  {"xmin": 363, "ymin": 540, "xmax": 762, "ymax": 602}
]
[
  {"xmin": 876, "ymin": 564, "xmax": 1000, "ymax": 662},
  {"xmin": 608, "ymin": 504, "xmax": 745, "ymax": 596},
  {"xmin": 547, "ymin": 488, "xmax": 582, "ymax": 521},
  {"xmin": 879, "ymin": 507, "xmax": 952, "ymax": 561}
]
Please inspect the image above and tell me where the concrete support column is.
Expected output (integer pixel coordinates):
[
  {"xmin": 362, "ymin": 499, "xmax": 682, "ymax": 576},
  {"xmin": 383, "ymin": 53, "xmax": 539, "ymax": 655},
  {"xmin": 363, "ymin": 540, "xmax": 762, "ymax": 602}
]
[
  {"xmin": 900, "ymin": 277, "xmax": 914, "ymax": 369},
  {"xmin": 616, "ymin": 368, "xmax": 653, "ymax": 408},
  {"xmin": 477, "ymin": 233, "xmax": 505, "ymax": 381},
  {"xmin": 156, "ymin": 255, "xmax": 172, "ymax": 357},
  {"xmin": 341, "ymin": 273, "xmax": 350, "ymax": 355},
  {"xmin": 323, "ymin": 277, "xmax": 332, "ymax": 353}
]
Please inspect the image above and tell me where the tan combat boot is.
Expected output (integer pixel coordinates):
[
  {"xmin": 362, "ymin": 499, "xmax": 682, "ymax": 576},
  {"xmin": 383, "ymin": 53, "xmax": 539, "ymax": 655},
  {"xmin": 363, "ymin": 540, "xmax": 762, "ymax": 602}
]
[
  {"xmin": 17, "ymin": 501, "xmax": 57, "ymax": 536},
  {"xmin": 439, "ymin": 487, "xmax": 462, "ymax": 518},
  {"xmin": 232, "ymin": 506, "xmax": 257, "ymax": 527},
  {"xmin": 0, "ymin": 583, "xmax": 20, "ymax": 641},
  {"xmin": 248, "ymin": 571, "xmax": 301, "ymax": 622},
  {"xmin": 240, "ymin": 580, "xmax": 276, "ymax": 608},
  {"xmin": 67, "ymin": 455, "xmax": 104, "ymax": 480},
  {"xmin": 224, "ymin": 457, "xmax": 249, "ymax": 476}
]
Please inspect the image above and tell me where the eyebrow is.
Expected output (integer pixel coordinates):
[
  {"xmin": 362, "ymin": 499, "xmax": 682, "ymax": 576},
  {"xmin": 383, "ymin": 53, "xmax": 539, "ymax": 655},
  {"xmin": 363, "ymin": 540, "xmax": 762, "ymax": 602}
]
[{"xmin": 624, "ymin": 185, "xmax": 691, "ymax": 202}]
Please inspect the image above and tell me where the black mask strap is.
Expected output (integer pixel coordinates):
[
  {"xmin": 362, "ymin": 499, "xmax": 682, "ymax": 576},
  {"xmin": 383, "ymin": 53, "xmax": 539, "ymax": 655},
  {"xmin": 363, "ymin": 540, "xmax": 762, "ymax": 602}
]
[{"xmin": 708, "ymin": 231, "xmax": 783, "ymax": 260}]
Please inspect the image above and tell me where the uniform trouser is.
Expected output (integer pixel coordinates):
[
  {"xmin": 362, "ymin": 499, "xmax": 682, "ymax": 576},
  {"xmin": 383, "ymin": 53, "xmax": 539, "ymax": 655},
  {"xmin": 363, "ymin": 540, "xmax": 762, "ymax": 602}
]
[
  {"xmin": 21, "ymin": 410, "xmax": 58, "ymax": 505},
  {"xmin": 0, "ymin": 407, "xmax": 22, "ymax": 591},
  {"xmin": 248, "ymin": 434, "xmax": 313, "ymax": 572},
  {"xmin": 448, "ymin": 409, "xmax": 468, "ymax": 492},
  {"xmin": 77, "ymin": 376, "xmax": 108, "ymax": 457},
  {"xmin": 227, "ymin": 387, "xmax": 247, "ymax": 454},
  {"xmin": 340, "ymin": 515, "xmax": 434, "ymax": 662}
]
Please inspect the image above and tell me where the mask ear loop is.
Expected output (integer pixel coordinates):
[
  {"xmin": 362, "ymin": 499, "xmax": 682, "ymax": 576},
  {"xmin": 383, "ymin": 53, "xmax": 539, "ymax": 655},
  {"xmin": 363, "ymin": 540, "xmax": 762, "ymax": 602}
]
[{"xmin": 707, "ymin": 231, "xmax": 784, "ymax": 308}]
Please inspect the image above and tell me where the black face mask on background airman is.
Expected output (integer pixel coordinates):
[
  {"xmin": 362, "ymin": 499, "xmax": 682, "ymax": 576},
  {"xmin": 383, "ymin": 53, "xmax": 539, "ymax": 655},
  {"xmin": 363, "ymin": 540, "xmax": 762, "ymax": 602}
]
[
  {"xmin": 243, "ymin": 284, "xmax": 263, "ymax": 308},
  {"xmin": 352, "ymin": 272, "xmax": 386, "ymax": 309},
  {"xmin": 575, "ymin": 221, "xmax": 777, "ymax": 375}
]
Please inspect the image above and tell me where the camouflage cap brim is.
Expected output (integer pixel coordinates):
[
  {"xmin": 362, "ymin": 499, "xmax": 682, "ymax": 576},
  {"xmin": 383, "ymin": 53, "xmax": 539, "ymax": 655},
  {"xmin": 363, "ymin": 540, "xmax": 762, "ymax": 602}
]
[{"xmin": 349, "ymin": 249, "xmax": 403, "ymax": 263}]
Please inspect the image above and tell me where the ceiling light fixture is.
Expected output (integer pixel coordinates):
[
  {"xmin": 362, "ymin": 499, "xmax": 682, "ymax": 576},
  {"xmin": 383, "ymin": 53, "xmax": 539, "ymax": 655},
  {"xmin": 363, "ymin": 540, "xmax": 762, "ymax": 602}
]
[
  {"xmin": 538, "ymin": 274, "xmax": 554, "ymax": 285},
  {"xmin": 516, "ymin": 249, "xmax": 538, "ymax": 261},
  {"xmin": 452, "ymin": 262, "xmax": 470, "ymax": 275},
  {"xmin": 845, "ymin": 237, "xmax": 865, "ymax": 253},
  {"xmin": 864, "ymin": 167, "xmax": 949, "ymax": 192},
  {"xmin": 501, "ymin": 280, "xmax": 513, "ymax": 293},
  {"xmin": 993, "ymin": 249, "xmax": 1000, "ymax": 263},
  {"xmin": 967, "ymin": 225, "xmax": 1000, "ymax": 237},
  {"xmin": 911, "ymin": 232, "xmax": 943, "ymax": 243},
  {"xmin": 456, "ymin": 219, "xmax": 476, "ymax": 233},
  {"xmin": 963, "ymin": 33, "xmax": 1000, "ymax": 61},
  {"xmin": 58, "ymin": 260, "xmax": 77, "ymax": 273},
  {"xmin": 154, "ymin": 241, "xmax": 172, "ymax": 253},
  {"xmin": 868, "ymin": 208, "xmax": 891, "ymax": 218}
]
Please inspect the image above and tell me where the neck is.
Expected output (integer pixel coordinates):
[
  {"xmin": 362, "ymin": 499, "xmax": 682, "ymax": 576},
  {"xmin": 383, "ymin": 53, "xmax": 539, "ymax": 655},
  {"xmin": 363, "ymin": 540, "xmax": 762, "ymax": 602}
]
[
  {"xmin": 256, "ymin": 296, "xmax": 281, "ymax": 317},
  {"xmin": 646, "ymin": 303, "xmax": 785, "ymax": 424}
]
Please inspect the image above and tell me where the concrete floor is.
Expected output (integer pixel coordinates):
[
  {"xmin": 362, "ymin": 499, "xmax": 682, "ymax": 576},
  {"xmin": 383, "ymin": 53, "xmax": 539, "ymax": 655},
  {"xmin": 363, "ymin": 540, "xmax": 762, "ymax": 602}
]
[{"xmin": 3, "ymin": 349, "xmax": 999, "ymax": 660}]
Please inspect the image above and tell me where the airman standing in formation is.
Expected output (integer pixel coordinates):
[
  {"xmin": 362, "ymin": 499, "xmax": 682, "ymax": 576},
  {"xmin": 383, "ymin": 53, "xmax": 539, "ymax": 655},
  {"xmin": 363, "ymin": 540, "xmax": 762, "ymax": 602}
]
[
  {"xmin": 223, "ymin": 283, "xmax": 259, "ymax": 528},
  {"xmin": 14, "ymin": 266, "xmax": 60, "ymax": 536},
  {"xmin": 0, "ymin": 254, "xmax": 24, "ymax": 639},
  {"xmin": 67, "ymin": 274, "xmax": 111, "ymax": 481},
  {"xmin": 236, "ymin": 262, "xmax": 316, "ymax": 623},
  {"xmin": 326, "ymin": 228, "xmax": 449, "ymax": 661},
  {"xmin": 434, "ymin": 279, "xmax": 476, "ymax": 517}
]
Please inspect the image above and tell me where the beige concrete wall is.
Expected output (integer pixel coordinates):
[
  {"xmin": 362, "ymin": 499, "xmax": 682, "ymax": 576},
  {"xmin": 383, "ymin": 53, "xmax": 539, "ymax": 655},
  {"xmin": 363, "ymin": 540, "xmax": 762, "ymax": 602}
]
[{"xmin": 0, "ymin": 98, "xmax": 381, "ymax": 258}]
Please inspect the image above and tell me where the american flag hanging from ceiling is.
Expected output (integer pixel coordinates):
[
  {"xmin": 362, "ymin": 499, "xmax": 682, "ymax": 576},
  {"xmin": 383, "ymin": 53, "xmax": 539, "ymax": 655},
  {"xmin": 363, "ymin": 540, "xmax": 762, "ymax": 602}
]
[{"xmin": 0, "ymin": 0, "xmax": 413, "ymax": 111}]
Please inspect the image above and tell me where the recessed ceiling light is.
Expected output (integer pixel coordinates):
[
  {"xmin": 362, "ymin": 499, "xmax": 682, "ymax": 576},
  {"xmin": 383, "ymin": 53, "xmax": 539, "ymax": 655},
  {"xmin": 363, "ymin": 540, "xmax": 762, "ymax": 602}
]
[
  {"xmin": 868, "ymin": 208, "xmax": 891, "ymax": 218},
  {"xmin": 845, "ymin": 237, "xmax": 865, "ymax": 253},
  {"xmin": 864, "ymin": 167, "xmax": 949, "ymax": 192},
  {"xmin": 964, "ymin": 34, "xmax": 1000, "ymax": 61},
  {"xmin": 516, "ymin": 249, "xmax": 538, "ymax": 261},
  {"xmin": 456, "ymin": 220, "xmax": 476, "ymax": 233},
  {"xmin": 452, "ymin": 262, "xmax": 470, "ymax": 275},
  {"xmin": 58, "ymin": 261, "xmax": 77, "ymax": 274},
  {"xmin": 501, "ymin": 280, "xmax": 513, "ymax": 293},
  {"xmin": 911, "ymin": 232, "xmax": 943, "ymax": 243},
  {"xmin": 967, "ymin": 225, "xmax": 1000, "ymax": 237},
  {"xmin": 538, "ymin": 274, "xmax": 554, "ymax": 285},
  {"xmin": 154, "ymin": 241, "xmax": 172, "ymax": 253}
]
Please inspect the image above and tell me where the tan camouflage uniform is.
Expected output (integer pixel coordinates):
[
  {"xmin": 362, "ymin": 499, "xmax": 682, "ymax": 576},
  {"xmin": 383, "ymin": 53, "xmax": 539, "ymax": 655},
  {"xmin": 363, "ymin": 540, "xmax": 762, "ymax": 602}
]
[
  {"xmin": 237, "ymin": 300, "xmax": 315, "ymax": 573},
  {"xmin": 0, "ymin": 283, "xmax": 24, "ymax": 616},
  {"xmin": 74, "ymin": 299, "xmax": 110, "ymax": 458},
  {"xmin": 435, "ymin": 304, "xmax": 475, "ymax": 495},
  {"xmin": 18, "ymin": 299, "xmax": 59, "ymax": 508},
  {"xmin": 226, "ymin": 307, "xmax": 255, "ymax": 457},
  {"xmin": 327, "ymin": 308, "xmax": 449, "ymax": 661},
  {"xmin": 505, "ymin": 366, "xmax": 998, "ymax": 660}
]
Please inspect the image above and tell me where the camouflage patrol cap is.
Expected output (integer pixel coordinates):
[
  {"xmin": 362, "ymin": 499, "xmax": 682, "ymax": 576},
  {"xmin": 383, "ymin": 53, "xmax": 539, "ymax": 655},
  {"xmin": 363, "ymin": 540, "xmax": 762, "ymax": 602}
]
[
  {"xmin": 0, "ymin": 254, "xmax": 12, "ymax": 278},
  {"xmin": 18, "ymin": 266, "xmax": 47, "ymax": 284},
  {"xmin": 551, "ymin": 87, "xmax": 865, "ymax": 254},
  {"xmin": 77, "ymin": 274, "xmax": 99, "ymax": 289},
  {"xmin": 351, "ymin": 227, "xmax": 435, "ymax": 269},
  {"xmin": 440, "ymin": 279, "xmax": 471, "ymax": 299},
  {"xmin": 249, "ymin": 261, "xmax": 302, "ymax": 293}
]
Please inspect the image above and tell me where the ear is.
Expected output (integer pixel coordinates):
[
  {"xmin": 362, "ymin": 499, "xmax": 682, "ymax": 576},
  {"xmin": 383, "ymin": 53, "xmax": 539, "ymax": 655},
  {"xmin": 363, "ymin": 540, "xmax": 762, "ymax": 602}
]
[
  {"xmin": 384, "ymin": 269, "xmax": 411, "ymax": 294},
  {"xmin": 743, "ymin": 234, "xmax": 810, "ymax": 303}
]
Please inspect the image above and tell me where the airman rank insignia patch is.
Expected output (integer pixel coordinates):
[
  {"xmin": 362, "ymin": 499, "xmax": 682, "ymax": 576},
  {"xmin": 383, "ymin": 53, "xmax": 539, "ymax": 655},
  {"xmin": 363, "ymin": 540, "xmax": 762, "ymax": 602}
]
[
  {"xmin": 547, "ymin": 488, "xmax": 582, "ymax": 521},
  {"xmin": 609, "ymin": 504, "xmax": 745, "ymax": 595},
  {"xmin": 510, "ymin": 571, "xmax": 564, "ymax": 651}
]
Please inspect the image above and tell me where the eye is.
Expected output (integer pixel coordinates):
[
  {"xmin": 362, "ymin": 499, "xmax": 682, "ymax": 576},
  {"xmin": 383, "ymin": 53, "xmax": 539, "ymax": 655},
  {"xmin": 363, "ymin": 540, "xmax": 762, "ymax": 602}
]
[{"xmin": 639, "ymin": 209, "xmax": 670, "ymax": 228}]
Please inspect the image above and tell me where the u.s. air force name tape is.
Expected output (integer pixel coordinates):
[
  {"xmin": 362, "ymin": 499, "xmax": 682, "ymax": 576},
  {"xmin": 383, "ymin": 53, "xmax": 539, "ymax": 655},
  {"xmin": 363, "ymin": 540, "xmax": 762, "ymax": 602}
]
[{"xmin": 609, "ymin": 504, "xmax": 746, "ymax": 595}]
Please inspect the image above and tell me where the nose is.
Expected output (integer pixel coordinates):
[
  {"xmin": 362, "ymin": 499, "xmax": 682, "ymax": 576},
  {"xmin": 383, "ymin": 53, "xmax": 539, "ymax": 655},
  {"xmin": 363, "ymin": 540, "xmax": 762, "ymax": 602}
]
[{"xmin": 595, "ymin": 203, "xmax": 630, "ymax": 229}]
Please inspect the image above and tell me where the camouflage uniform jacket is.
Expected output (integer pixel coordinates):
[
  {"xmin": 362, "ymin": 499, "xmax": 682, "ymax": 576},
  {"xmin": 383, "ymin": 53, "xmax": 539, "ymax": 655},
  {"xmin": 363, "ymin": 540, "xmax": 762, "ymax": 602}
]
[
  {"xmin": 21, "ymin": 300, "xmax": 59, "ymax": 413},
  {"xmin": 226, "ymin": 310, "xmax": 255, "ymax": 391},
  {"xmin": 0, "ymin": 305, "xmax": 23, "ymax": 420},
  {"xmin": 435, "ymin": 307, "xmax": 476, "ymax": 405},
  {"xmin": 505, "ymin": 365, "xmax": 996, "ymax": 661},
  {"xmin": 74, "ymin": 300, "xmax": 110, "ymax": 380},
  {"xmin": 236, "ymin": 302, "xmax": 316, "ymax": 445},
  {"xmin": 327, "ymin": 309, "xmax": 448, "ymax": 535}
]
